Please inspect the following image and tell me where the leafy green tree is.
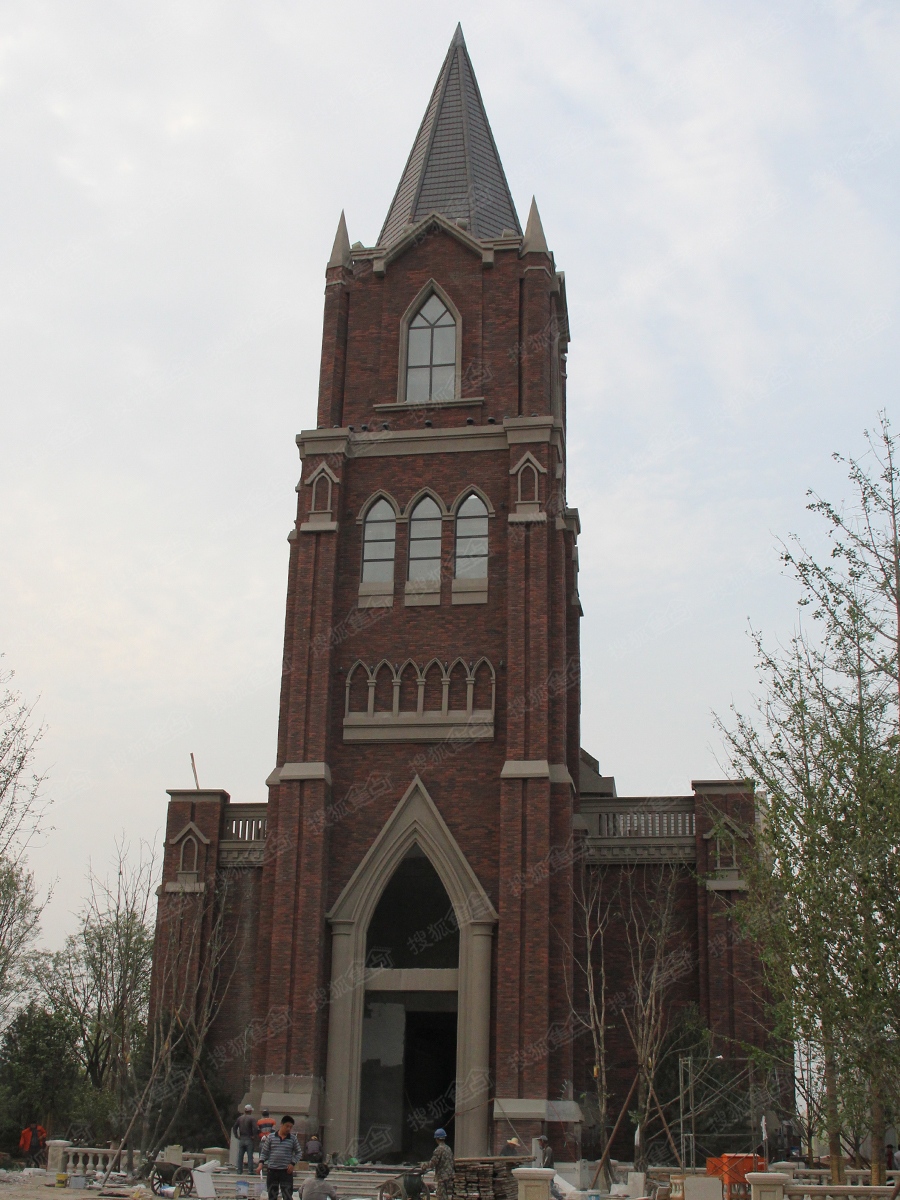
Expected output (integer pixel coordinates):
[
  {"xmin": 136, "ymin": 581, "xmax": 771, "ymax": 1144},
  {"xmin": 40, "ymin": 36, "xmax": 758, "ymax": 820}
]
[
  {"xmin": 39, "ymin": 842, "xmax": 155, "ymax": 1144},
  {"xmin": 720, "ymin": 417, "xmax": 900, "ymax": 1182},
  {"xmin": 0, "ymin": 1003, "xmax": 81, "ymax": 1149}
]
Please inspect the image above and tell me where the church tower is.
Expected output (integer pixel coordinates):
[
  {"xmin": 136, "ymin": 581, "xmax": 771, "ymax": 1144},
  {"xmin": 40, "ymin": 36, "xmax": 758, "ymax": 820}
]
[
  {"xmin": 255, "ymin": 25, "xmax": 581, "ymax": 1158},
  {"xmin": 149, "ymin": 26, "xmax": 582, "ymax": 1163},
  {"xmin": 149, "ymin": 25, "xmax": 773, "ymax": 1167}
]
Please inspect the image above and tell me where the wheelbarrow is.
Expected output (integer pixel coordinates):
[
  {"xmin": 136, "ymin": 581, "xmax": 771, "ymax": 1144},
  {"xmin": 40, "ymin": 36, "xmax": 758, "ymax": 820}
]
[
  {"xmin": 378, "ymin": 1168, "xmax": 432, "ymax": 1200},
  {"xmin": 149, "ymin": 1159, "xmax": 195, "ymax": 1197}
]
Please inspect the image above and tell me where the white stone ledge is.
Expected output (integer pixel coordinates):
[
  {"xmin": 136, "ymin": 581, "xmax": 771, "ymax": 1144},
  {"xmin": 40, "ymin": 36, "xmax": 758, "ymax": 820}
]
[
  {"xmin": 501, "ymin": 759, "xmax": 550, "ymax": 779},
  {"xmin": 374, "ymin": 397, "xmax": 485, "ymax": 412},
  {"xmin": 299, "ymin": 519, "xmax": 338, "ymax": 533},
  {"xmin": 364, "ymin": 968, "xmax": 459, "ymax": 991},
  {"xmin": 493, "ymin": 1099, "xmax": 583, "ymax": 1122},
  {"xmin": 269, "ymin": 762, "xmax": 333, "ymax": 785},
  {"xmin": 343, "ymin": 717, "xmax": 493, "ymax": 743}
]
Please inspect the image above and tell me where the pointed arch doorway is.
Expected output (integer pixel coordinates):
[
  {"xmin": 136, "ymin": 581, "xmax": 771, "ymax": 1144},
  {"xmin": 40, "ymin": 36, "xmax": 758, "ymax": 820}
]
[{"xmin": 324, "ymin": 777, "xmax": 496, "ymax": 1159}]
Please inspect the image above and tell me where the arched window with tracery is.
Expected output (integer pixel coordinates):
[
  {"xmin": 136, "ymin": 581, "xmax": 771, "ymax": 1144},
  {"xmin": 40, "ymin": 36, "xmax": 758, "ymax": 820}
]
[
  {"xmin": 406, "ymin": 294, "xmax": 456, "ymax": 403},
  {"xmin": 408, "ymin": 496, "xmax": 442, "ymax": 582},
  {"xmin": 362, "ymin": 499, "xmax": 396, "ymax": 582},
  {"xmin": 455, "ymin": 493, "xmax": 488, "ymax": 578}
]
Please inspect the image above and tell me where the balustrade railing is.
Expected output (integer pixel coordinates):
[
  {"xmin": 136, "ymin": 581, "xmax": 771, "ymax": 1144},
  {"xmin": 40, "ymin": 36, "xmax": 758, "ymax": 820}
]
[
  {"xmin": 59, "ymin": 1146, "xmax": 119, "ymax": 1174},
  {"xmin": 596, "ymin": 808, "xmax": 695, "ymax": 839},
  {"xmin": 785, "ymin": 1188, "xmax": 896, "ymax": 1198},
  {"xmin": 747, "ymin": 1170, "xmax": 899, "ymax": 1200},
  {"xmin": 224, "ymin": 806, "xmax": 267, "ymax": 841}
]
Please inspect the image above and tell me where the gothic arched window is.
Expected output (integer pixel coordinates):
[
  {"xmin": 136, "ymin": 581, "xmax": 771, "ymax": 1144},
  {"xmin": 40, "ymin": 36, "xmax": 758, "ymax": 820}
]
[
  {"xmin": 179, "ymin": 836, "xmax": 198, "ymax": 873},
  {"xmin": 362, "ymin": 499, "xmax": 396, "ymax": 582},
  {"xmin": 408, "ymin": 496, "xmax": 442, "ymax": 582},
  {"xmin": 455, "ymin": 493, "xmax": 488, "ymax": 578},
  {"xmin": 406, "ymin": 294, "xmax": 456, "ymax": 403}
]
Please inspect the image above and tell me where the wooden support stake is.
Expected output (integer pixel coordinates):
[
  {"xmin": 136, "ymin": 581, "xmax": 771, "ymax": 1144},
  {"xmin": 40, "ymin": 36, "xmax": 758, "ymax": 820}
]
[
  {"xmin": 649, "ymin": 1080, "xmax": 683, "ymax": 1169},
  {"xmin": 591, "ymin": 1074, "xmax": 640, "ymax": 1190}
]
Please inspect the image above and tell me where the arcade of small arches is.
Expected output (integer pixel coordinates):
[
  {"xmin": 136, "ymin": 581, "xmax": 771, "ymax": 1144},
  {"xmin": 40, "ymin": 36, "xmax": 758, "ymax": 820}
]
[{"xmin": 343, "ymin": 656, "xmax": 496, "ymax": 743}]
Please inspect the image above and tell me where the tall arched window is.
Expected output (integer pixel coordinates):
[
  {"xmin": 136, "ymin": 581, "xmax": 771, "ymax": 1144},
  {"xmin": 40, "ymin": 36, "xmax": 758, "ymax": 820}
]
[
  {"xmin": 362, "ymin": 499, "xmax": 396, "ymax": 582},
  {"xmin": 455, "ymin": 494, "xmax": 488, "ymax": 578},
  {"xmin": 406, "ymin": 294, "xmax": 456, "ymax": 403},
  {"xmin": 408, "ymin": 496, "xmax": 442, "ymax": 581}
]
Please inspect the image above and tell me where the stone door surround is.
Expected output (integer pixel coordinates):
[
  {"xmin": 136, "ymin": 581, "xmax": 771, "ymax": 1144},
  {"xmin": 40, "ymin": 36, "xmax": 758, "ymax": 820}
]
[{"xmin": 324, "ymin": 776, "xmax": 497, "ymax": 1156}]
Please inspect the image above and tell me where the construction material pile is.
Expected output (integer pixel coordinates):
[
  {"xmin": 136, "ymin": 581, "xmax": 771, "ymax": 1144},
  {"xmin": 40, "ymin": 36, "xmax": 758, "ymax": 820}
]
[{"xmin": 452, "ymin": 1157, "xmax": 527, "ymax": 1200}]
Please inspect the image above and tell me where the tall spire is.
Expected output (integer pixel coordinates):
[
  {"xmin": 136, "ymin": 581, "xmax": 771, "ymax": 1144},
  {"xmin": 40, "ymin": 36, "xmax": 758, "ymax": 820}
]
[
  {"xmin": 328, "ymin": 211, "xmax": 351, "ymax": 268},
  {"xmin": 378, "ymin": 25, "xmax": 521, "ymax": 246},
  {"xmin": 521, "ymin": 197, "xmax": 548, "ymax": 254}
]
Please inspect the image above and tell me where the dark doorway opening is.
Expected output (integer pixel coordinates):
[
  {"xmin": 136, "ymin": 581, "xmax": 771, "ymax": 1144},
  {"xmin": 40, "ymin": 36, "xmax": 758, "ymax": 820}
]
[
  {"xmin": 366, "ymin": 845, "xmax": 459, "ymax": 970},
  {"xmin": 403, "ymin": 1009, "xmax": 457, "ymax": 1161},
  {"xmin": 359, "ymin": 995, "xmax": 457, "ymax": 1164}
]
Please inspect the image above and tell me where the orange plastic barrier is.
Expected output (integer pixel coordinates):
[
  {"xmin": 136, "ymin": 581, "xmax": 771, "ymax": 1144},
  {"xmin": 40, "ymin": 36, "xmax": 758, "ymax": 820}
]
[{"xmin": 706, "ymin": 1155, "xmax": 766, "ymax": 1200}]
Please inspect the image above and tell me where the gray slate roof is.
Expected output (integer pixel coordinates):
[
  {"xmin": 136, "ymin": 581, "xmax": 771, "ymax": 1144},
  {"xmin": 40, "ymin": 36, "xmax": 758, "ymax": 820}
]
[{"xmin": 378, "ymin": 25, "xmax": 521, "ymax": 247}]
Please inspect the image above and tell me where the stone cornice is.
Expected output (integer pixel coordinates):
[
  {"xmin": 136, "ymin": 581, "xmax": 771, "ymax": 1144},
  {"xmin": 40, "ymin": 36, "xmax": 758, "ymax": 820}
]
[
  {"xmin": 692, "ymin": 779, "xmax": 754, "ymax": 794},
  {"xmin": 296, "ymin": 417, "xmax": 565, "ymax": 460}
]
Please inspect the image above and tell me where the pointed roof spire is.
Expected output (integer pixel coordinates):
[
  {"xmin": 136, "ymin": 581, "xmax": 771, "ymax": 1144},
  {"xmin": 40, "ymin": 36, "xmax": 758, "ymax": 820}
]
[
  {"xmin": 378, "ymin": 27, "xmax": 521, "ymax": 246},
  {"xmin": 328, "ymin": 211, "xmax": 352, "ymax": 268},
  {"xmin": 521, "ymin": 197, "xmax": 548, "ymax": 254}
]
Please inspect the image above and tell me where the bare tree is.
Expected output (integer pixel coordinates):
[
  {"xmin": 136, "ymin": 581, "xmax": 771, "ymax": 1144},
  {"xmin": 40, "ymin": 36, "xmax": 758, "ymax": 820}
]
[
  {"xmin": 136, "ymin": 868, "xmax": 240, "ymax": 1160},
  {"xmin": 562, "ymin": 858, "xmax": 616, "ymax": 1165},
  {"xmin": 0, "ymin": 663, "xmax": 50, "ymax": 1022},
  {"xmin": 618, "ymin": 861, "xmax": 686, "ymax": 1170}
]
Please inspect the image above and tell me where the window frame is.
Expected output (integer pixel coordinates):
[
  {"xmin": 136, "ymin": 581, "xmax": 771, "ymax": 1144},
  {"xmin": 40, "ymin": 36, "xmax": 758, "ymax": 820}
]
[
  {"xmin": 407, "ymin": 494, "xmax": 444, "ymax": 583},
  {"xmin": 397, "ymin": 280, "xmax": 462, "ymax": 405},
  {"xmin": 454, "ymin": 491, "xmax": 489, "ymax": 580},
  {"xmin": 360, "ymin": 496, "xmax": 398, "ymax": 585}
]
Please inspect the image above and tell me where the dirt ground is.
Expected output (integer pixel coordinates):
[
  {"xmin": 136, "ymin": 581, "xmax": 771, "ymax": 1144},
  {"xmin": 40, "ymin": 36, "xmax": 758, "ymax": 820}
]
[{"xmin": 0, "ymin": 1174, "xmax": 153, "ymax": 1200}]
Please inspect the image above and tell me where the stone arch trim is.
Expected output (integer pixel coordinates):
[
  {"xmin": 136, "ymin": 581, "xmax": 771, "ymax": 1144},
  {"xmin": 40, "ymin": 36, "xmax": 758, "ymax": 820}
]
[
  {"xmin": 306, "ymin": 462, "xmax": 339, "ymax": 515},
  {"xmin": 356, "ymin": 489, "xmax": 401, "ymax": 524},
  {"xmin": 324, "ymin": 776, "xmax": 496, "ymax": 1158},
  {"xmin": 327, "ymin": 775, "xmax": 496, "ymax": 929},
  {"xmin": 449, "ymin": 485, "xmax": 496, "ymax": 517},
  {"xmin": 168, "ymin": 820, "xmax": 211, "ymax": 847},
  {"xmin": 402, "ymin": 487, "xmax": 448, "ymax": 519}
]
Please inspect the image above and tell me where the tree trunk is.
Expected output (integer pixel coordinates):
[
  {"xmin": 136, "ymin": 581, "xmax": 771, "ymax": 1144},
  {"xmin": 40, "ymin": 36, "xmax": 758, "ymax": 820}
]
[
  {"xmin": 635, "ymin": 1075, "xmax": 648, "ymax": 1171},
  {"xmin": 823, "ymin": 1038, "xmax": 845, "ymax": 1183},
  {"xmin": 870, "ymin": 1082, "xmax": 886, "ymax": 1185}
]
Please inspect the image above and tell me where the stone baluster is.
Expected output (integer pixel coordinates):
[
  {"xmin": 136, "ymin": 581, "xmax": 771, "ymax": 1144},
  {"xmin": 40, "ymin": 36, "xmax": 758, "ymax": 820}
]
[
  {"xmin": 46, "ymin": 1141, "xmax": 71, "ymax": 1176},
  {"xmin": 512, "ymin": 1167, "xmax": 557, "ymax": 1200},
  {"xmin": 746, "ymin": 1172, "xmax": 791, "ymax": 1200}
]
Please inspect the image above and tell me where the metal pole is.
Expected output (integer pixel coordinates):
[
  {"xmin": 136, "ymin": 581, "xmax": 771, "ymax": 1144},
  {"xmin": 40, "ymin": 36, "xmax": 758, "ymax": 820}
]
[{"xmin": 678, "ymin": 1055, "xmax": 696, "ymax": 1170}]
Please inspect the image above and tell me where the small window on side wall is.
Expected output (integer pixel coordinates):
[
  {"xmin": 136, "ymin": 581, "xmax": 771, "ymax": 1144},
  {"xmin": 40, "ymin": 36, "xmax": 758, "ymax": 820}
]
[
  {"xmin": 407, "ymin": 294, "xmax": 456, "ymax": 403},
  {"xmin": 362, "ymin": 499, "xmax": 396, "ymax": 583}
]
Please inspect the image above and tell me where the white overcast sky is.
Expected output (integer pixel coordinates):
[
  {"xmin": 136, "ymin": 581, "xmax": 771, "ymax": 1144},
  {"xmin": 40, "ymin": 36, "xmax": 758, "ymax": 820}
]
[{"xmin": 2, "ymin": 0, "xmax": 898, "ymax": 946}]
